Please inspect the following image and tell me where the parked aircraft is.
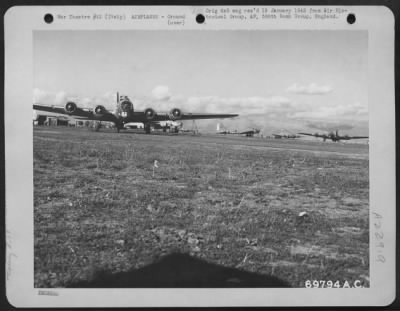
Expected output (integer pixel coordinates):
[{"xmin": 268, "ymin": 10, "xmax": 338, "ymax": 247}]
[
  {"xmin": 216, "ymin": 123, "xmax": 260, "ymax": 137},
  {"xmin": 298, "ymin": 130, "xmax": 368, "ymax": 142},
  {"xmin": 272, "ymin": 131, "xmax": 300, "ymax": 139},
  {"xmin": 273, "ymin": 133, "xmax": 300, "ymax": 139},
  {"xmin": 33, "ymin": 93, "xmax": 238, "ymax": 134}
]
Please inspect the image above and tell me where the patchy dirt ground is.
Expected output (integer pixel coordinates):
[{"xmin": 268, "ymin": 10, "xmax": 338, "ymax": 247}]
[{"xmin": 33, "ymin": 127, "xmax": 369, "ymax": 288}]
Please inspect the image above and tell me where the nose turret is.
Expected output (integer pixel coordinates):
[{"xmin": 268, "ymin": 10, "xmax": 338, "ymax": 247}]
[{"xmin": 118, "ymin": 97, "xmax": 134, "ymax": 119}]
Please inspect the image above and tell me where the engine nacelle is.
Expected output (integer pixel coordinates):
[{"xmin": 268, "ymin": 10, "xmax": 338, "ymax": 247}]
[
  {"xmin": 65, "ymin": 101, "xmax": 77, "ymax": 113},
  {"xmin": 144, "ymin": 108, "xmax": 156, "ymax": 121},
  {"xmin": 94, "ymin": 105, "xmax": 107, "ymax": 115},
  {"xmin": 169, "ymin": 108, "xmax": 182, "ymax": 120}
]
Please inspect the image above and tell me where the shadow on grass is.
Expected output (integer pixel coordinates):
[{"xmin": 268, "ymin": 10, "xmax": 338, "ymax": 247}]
[{"xmin": 68, "ymin": 253, "xmax": 290, "ymax": 288}]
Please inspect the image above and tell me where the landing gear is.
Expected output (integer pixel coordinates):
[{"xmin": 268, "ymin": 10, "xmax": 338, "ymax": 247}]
[
  {"xmin": 94, "ymin": 121, "xmax": 102, "ymax": 132},
  {"xmin": 144, "ymin": 123, "xmax": 151, "ymax": 134},
  {"xmin": 115, "ymin": 122, "xmax": 123, "ymax": 133}
]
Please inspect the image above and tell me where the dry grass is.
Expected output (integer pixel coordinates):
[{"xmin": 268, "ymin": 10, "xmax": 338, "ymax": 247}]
[{"xmin": 34, "ymin": 127, "xmax": 369, "ymax": 287}]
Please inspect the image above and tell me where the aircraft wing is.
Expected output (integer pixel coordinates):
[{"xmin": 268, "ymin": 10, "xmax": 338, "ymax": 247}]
[
  {"xmin": 298, "ymin": 132, "xmax": 316, "ymax": 137},
  {"xmin": 33, "ymin": 104, "xmax": 117, "ymax": 122},
  {"xmin": 150, "ymin": 113, "xmax": 238, "ymax": 122},
  {"xmin": 347, "ymin": 136, "xmax": 369, "ymax": 139},
  {"xmin": 179, "ymin": 113, "xmax": 238, "ymax": 120},
  {"xmin": 33, "ymin": 104, "xmax": 92, "ymax": 118}
]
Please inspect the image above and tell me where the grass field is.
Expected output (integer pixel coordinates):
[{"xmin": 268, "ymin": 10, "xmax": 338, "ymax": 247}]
[{"xmin": 33, "ymin": 126, "xmax": 369, "ymax": 288}]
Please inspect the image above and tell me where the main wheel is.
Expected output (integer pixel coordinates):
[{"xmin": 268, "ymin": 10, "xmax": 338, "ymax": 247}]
[{"xmin": 145, "ymin": 124, "xmax": 151, "ymax": 134}]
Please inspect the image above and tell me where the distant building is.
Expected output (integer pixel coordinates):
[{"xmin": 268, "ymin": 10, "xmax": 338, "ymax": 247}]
[
  {"xmin": 33, "ymin": 113, "xmax": 115, "ymax": 129},
  {"xmin": 44, "ymin": 116, "xmax": 69, "ymax": 126},
  {"xmin": 35, "ymin": 115, "xmax": 47, "ymax": 126}
]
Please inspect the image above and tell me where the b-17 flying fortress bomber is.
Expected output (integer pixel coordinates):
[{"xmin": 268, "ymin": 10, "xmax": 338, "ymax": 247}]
[
  {"xmin": 33, "ymin": 93, "xmax": 239, "ymax": 134},
  {"xmin": 216, "ymin": 123, "xmax": 260, "ymax": 137},
  {"xmin": 298, "ymin": 130, "xmax": 368, "ymax": 142}
]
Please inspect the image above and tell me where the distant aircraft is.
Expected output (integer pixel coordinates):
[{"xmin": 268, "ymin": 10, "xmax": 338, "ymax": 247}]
[
  {"xmin": 272, "ymin": 130, "xmax": 300, "ymax": 139},
  {"xmin": 272, "ymin": 134, "xmax": 300, "ymax": 139},
  {"xmin": 298, "ymin": 130, "xmax": 368, "ymax": 142},
  {"xmin": 33, "ymin": 93, "xmax": 238, "ymax": 134},
  {"xmin": 216, "ymin": 123, "xmax": 260, "ymax": 137}
]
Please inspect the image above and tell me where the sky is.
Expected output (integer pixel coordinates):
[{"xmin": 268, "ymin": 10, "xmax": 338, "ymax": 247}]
[{"xmin": 33, "ymin": 30, "xmax": 368, "ymax": 135}]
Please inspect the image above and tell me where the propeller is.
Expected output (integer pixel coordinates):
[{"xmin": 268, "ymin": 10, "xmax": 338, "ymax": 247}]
[
  {"xmin": 94, "ymin": 105, "xmax": 106, "ymax": 115},
  {"xmin": 169, "ymin": 108, "xmax": 182, "ymax": 120},
  {"xmin": 144, "ymin": 108, "xmax": 156, "ymax": 120},
  {"xmin": 65, "ymin": 101, "xmax": 77, "ymax": 113}
]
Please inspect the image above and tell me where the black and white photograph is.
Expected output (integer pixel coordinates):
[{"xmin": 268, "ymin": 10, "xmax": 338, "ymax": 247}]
[
  {"xmin": 5, "ymin": 5, "xmax": 395, "ymax": 307},
  {"xmin": 32, "ymin": 28, "xmax": 370, "ymax": 288}
]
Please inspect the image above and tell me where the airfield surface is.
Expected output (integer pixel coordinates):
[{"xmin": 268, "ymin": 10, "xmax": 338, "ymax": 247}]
[{"xmin": 34, "ymin": 127, "xmax": 369, "ymax": 287}]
